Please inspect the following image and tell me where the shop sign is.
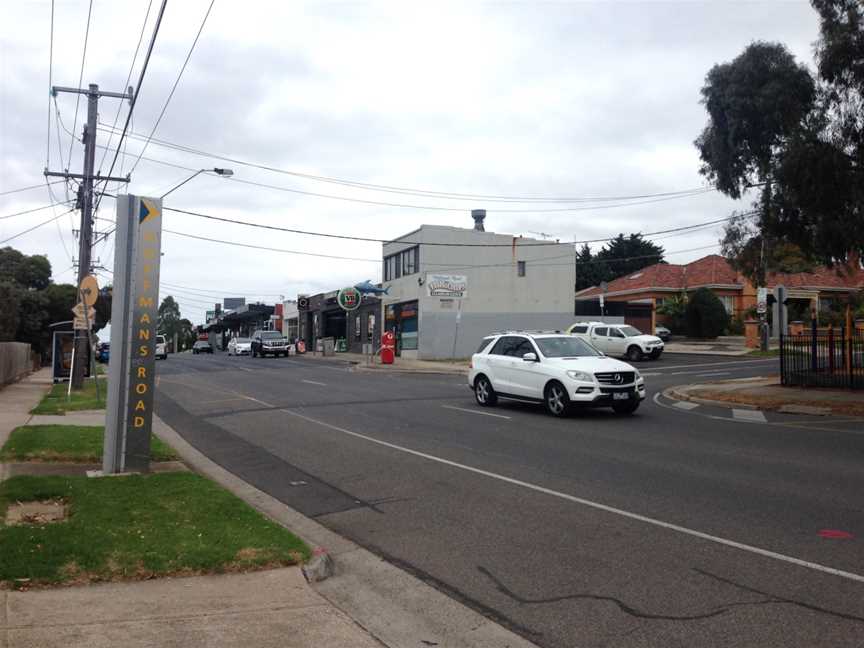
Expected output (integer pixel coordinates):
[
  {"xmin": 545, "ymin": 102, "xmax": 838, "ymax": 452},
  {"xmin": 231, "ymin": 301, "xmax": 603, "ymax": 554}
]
[
  {"xmin": 337, "ymin": 286, "xmax": 362, "ymax": 311},
  {"xmin": 426, "ymin": 274, "xmax": 467, "ymax": 299}
]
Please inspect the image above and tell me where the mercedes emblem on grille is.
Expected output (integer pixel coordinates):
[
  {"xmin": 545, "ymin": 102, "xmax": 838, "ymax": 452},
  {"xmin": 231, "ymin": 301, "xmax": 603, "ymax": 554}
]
[{"xmin": 614, "ymin": 373, "xmax": 622, "ymax": 383}]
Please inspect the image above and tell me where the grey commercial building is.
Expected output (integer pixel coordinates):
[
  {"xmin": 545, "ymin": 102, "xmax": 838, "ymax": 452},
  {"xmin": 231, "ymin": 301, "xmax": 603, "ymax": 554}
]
[
  {"xmin": 297, "ymin": 291, "xmax": 382, "ymax": 354},
  {"xmin": 382, "ymin": 211, "xmax": 576, "ymax": 359}
]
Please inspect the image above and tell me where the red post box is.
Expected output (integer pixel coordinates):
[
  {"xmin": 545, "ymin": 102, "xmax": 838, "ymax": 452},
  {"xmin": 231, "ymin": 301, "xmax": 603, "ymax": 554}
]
[{"xmin": 381, "ymin": 330, "xmax": 396, "ymax": 365}]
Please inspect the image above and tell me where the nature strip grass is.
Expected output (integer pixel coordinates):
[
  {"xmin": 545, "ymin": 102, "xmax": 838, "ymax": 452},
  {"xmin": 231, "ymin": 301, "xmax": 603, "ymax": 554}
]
[
  {"xmin": 31, "ymin": 380, "xmax": 106, "ymax": 415},
  {"xmin": 0, "ymin": 425, "xmax": 177, "ymax": 463},
  {"xmin": 0, "ymin": 472, "xmax": 310, "ymax": 588}
]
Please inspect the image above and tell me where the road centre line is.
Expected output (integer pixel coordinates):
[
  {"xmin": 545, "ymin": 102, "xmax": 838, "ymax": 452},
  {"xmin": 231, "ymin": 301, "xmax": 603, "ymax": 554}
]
[
  {"xmin": 271, "ymin": 404, "xmax": 864, "ymax": 585},
  {"xmin": 302, "ymin": 379, "xmax": 327, "ymax": 386},
  {"xmin": 441, "ymin": 405, "xmax": 511, "ymax": 420},
  {"xmin": 694, "ymin": 371, "xmax": 731, "ymax": 377},
  {"xmin": 160, "ymin": 379, "xmax": 864, "ymax": 584}
]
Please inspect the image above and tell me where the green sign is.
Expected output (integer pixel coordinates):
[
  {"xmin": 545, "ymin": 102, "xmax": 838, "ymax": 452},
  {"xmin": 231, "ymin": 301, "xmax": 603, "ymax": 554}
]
[{"xmin": 337, "ymin": 286, "xmax": 362, "ymax": 311}]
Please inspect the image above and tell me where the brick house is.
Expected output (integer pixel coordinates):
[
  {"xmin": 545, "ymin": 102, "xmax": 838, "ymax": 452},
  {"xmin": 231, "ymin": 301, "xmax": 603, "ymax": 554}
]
[{"xmin": 575, "ymin": 254, "xmax": 863, "ymax": 331}]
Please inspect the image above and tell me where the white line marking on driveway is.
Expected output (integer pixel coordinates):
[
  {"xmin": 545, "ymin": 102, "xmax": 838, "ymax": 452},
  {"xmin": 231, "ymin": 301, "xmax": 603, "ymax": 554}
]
[
  {"xmin": 733, "ymin": 409, "xmax": 767, "ymax": 423},
  {"xmin": 673, "ymin": 401, "xmax": 700, "ymax": 411},
  {"xmin": 276, "ymin": 406, "xmax": 864, "ymax": 585},
  {"xmin": 301, "ymin": 379, "xmax": 327, "ymax": 386},
  {"xmin": 441, "ymin": 405, "xmax": 511, "ymax": 420}
]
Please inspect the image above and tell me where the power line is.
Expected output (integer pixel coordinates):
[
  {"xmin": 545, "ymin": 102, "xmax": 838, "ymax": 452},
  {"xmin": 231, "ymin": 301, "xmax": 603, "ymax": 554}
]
[
  {"xmin": 97, "ymin": 0, "xmax": 154, "ymax": 175},
  {"xmin": 102, "ymin": 135, "xmax": 715, "ymax": 213},
  {"xmin": 0, "ymin": 180, "xmax": 65, "ymax": 197},
  {"xmin": 66, "ymin": 0, "xmax": 94, "ymax": 165},
  {"xmin": 0, "ymin": 209, "xmax": 75, "ymax": 245},
  {"xmin": 46, "ymin": 178, "xmax": 73, "ymax": 262},
  {"xmin": 94, "ymin": 0, "xmax": 168, "ymax": 218},
  {"xmin": 128, "ymin": 0, "xmax": 216, "ymax": 176},
  {"xmin": 161, "ymin": 280, "xmax": 284, "ymax": 297},
  {"xmin": 0, "ymin": 201, "xmax": 73, "ymax": 221},
  {"xmin": 164, "ymin": 204, "xmax": 754, "ymax": 247},
  {"xmin": 162, "ymin": 229, "xmax": 382, "ymax": 262},
  {"xmin": 46, "ymin": 0, "xmax": 55, "ymax": 169},
  {"xmin": 97, "ymin": 122, "xmax": 718, "ymax": 204}
]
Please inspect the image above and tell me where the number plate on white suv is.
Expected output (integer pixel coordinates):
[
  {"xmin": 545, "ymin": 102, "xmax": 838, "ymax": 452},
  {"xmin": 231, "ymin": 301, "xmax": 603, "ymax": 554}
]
[{"xmin": 613, "ymin": 392, "xmax": 630, "ymax": 400}]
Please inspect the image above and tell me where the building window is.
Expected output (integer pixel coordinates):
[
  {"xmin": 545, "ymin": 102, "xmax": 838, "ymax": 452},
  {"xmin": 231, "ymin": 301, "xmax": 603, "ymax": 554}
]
[
  {"xmin": 383, "ymin": 246, "xmax": 419, "ymax": 282},
  {"xmin": 719, "ymin": 295, "xmax": 734, "ymax": 314},
  {"xmin": 517, "ymin": 261, "xmax": 526, "ymax": 277},
  {"xmin": 655, "ymin": 297, "xmax": 666, "ymax": 307}
]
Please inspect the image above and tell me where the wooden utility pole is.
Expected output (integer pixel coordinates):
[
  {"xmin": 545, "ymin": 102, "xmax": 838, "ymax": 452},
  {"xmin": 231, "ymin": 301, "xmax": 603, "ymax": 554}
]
[{"xmin": 45, "ymin": 83, "xmax": 132, "ymax": 388}]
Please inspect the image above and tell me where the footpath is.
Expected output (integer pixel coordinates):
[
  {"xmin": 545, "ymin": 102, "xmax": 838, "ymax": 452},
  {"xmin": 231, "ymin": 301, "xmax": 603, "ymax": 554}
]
[
  {"xmin": 668, "ymin": 376, "xmax": 864, "ymax": 417},
  {"xmin": 0, "ymin": 369, "xmax": 536, "ymax": 648}
]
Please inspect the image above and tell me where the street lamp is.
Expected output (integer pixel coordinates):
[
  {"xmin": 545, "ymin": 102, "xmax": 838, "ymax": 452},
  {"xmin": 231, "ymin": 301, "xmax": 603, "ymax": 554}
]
[{"xmin": 160, "ymin": 167, "xmax": 234, "ymax": 198}]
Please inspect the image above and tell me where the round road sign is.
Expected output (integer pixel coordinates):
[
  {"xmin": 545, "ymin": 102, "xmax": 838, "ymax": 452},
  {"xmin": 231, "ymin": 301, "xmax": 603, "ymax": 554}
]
[{"xmin": 79, "ymin": 275, "xmax": 100, "ymax": 306}]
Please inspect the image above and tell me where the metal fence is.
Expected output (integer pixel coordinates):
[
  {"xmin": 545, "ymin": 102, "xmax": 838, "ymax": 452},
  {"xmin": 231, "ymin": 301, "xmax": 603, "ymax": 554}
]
[{"xmin": 780, "ymin": 328, "xmax": 864, "ymax": 389}]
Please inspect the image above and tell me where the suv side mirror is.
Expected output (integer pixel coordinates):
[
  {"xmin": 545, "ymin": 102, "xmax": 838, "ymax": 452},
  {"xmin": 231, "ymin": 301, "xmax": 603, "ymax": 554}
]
[{"xmin": 522, "ymin": 352, "xmax": 538, "ymax": 362}]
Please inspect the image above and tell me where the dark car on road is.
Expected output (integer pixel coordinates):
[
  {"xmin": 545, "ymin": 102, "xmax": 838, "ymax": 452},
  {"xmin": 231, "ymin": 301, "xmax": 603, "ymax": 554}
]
[
  {"xmin": 251, "ymin": 330, "xmax": 290, "ymax": 357},
  {"xmin": 96, "ymin": 342, "xmax": 110, "ymax": 364},
  {"xmin": 192, "ymin": 340, "xmax": 213, "ymax": 354}
]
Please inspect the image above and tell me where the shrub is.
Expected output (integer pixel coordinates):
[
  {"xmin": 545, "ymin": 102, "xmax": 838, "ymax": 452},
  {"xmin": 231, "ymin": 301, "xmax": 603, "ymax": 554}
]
[
  {"xmin": 726, "ymin": 315, "xmax": 745, "ymax": 335},
  {"xmin": 685, "ymin": 288, "xmax": 729, "ymax": 338}
]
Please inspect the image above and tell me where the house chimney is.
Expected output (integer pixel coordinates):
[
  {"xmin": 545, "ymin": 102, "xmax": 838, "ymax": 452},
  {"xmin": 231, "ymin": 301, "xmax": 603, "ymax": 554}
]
[{"xmin": 471, "ymin": 209, "xmax": 486, "ymax": 232}]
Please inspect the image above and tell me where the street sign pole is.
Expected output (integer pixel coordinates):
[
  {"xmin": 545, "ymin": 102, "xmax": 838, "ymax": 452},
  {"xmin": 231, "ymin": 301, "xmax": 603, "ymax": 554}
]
[{"xmin": 103, "ymin": 195, "xmax": 163, "ymax": 474}]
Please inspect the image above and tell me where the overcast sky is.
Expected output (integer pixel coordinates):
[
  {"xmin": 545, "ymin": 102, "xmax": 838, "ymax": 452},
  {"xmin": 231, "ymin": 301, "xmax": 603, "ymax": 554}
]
[{"xmin": 1, "ymin": 1, "xmax": 819, "ymax": 324}]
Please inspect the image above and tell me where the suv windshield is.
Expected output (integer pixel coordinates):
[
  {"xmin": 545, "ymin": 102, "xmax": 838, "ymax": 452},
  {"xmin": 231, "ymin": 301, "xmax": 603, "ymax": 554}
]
[
  {"xmin": 619, "ymin": 326, "xmax": 643, "ymax": 337},
  {"xmin": 535, "ymin": 336, "xmax": 601, "ymax": 358},
  {"xmin": 260, "ymin": 331, "xmax": 283, "ymax": 339}
]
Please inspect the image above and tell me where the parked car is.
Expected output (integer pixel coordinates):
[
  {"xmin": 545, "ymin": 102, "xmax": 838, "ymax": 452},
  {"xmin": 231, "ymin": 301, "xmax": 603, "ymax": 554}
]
[
  {"xmin": 655, "ymin": 325, "xmax": 672, "ymax": 342},
  {"xmin": 96, "ymin": 342, "xmax": 110, "ymax": 364},
  {"xmin": 468, "ymin": 332, "xmax": 646, "ymax": 417},
  {"xmin": 567, "ymin": 322, "xmax": 664, "ymax": 361},
  {"xmin": 227, "ymin": 337, "xmax": 252, "ymax": 356},
  {"xmin": 156, "ymin": 335, "xmax": 168, "ymax": 360},
  {"xmin": 192, "ymin": 340, "xmax": 213, "ymax": 354},
  {"xmin": 251, "ymin": 330, "xmax": 290, "ymax": 357}
]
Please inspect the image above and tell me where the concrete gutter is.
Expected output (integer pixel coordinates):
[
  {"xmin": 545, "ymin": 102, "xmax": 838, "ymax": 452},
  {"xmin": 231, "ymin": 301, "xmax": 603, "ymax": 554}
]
[{"xmin": 153, "ymin": 415, "xmax": 539, "ymax": 648}]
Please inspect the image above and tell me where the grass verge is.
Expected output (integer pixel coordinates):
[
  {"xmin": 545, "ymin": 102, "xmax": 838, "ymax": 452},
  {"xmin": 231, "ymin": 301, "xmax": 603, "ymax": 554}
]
[
  {"xmin": 31, "ymin": 380, "xmax": 106, "ymax": 415},
  {"xmin": 0, "ymin": 425, "xmax": 177, "ymax": 463},
  {"xmin": 0, "ymin": 472, "xmax": 310, "ymax": 588},
  {"xmin": 747, "ymin": 349, "xmax": 780, "ymax": 357}
]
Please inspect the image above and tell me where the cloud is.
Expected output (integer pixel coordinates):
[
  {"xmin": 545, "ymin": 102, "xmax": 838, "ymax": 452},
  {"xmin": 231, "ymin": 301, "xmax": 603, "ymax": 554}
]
[{"xmin": 0, "ymin": 0, "xmax": 819, "ymax": 324}]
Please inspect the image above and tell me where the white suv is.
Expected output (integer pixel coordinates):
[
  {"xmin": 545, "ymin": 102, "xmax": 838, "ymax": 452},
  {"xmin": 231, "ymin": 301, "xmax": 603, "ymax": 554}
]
[
  {"xmin": 567, "ymin": 322, "xmax": 664, "ymax": 362},
  {"xmin": 468, "ymin": 332, "xmax": 646, "ymax": 417}
]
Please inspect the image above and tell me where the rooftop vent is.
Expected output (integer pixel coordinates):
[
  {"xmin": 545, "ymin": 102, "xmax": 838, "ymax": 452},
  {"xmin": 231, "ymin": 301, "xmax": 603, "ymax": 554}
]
[{"xmin": 471, "ymin": 209, "xmax": 486, "ymax": 232}]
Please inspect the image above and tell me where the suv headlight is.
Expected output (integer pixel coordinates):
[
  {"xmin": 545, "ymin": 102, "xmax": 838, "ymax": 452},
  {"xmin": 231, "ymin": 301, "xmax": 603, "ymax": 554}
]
[{"xmin": 566, "ymin": 370, "xmax": 594, "ymax": 382}]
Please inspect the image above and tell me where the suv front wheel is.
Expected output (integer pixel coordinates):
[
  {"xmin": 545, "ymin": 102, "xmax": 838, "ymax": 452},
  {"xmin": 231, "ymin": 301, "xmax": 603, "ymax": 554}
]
[
  {"xmin": 474, "ymin": 375, "xmax": 498, "ymax": 407},
  {"xmin": 544, "ymin": 381, "xmax": 570, "ymax": 417},
  {"xmin": 626, "ymin": 345, "xmax": 644, "ymax": 362}
]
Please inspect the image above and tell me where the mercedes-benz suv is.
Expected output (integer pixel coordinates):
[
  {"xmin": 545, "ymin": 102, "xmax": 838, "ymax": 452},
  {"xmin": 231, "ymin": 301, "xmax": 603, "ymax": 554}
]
[{"xmin": 468, "ymin": 332, "xmax": 646, "ymax": 417}]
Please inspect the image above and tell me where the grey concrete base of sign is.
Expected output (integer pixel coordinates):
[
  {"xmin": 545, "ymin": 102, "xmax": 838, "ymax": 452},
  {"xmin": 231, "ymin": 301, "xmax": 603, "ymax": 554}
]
[{"xmin": 152, "ymin": 415, "xmax": 539, "ymax": 648}]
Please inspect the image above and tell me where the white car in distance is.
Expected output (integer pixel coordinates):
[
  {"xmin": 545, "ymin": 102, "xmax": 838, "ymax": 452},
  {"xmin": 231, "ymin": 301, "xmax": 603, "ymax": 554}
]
[
  {"xmin": 468, "ymin": 332, "xmax": 646, "ymax": 417},
  {"xmin": 567, "ymin": 322, "xmax": 664, "ymax": 362},
  {"xmin": 156, "ymin": 335, "xmax": 168, "ymax": 360},
  {"xmin": 227, "ymin": 337, "xmax": 252, "ymax": 356}
]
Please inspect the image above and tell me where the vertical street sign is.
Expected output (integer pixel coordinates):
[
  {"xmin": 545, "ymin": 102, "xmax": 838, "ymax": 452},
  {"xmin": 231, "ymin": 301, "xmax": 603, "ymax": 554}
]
[{"xmin": 104, "ymin": 195, "xmax": 163, "ymax": 474}]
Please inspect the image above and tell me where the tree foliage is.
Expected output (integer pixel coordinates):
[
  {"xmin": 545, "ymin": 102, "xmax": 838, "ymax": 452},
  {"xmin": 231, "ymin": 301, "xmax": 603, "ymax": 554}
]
[
  {"xmin": 685, "ymin": 288, "xmax": 730, "ymax": 339},
  {"xmin": 0, "ymin": 247, "xmax": 52, "ymax": 290},
  {"xmin": 575, "ymin": 234, "xmax": 665, "ymax": 291},
  {"xmin": 657, "ymin": 292, "xmax": 687, "ymax": 334},
  {"xmin": 697, "ymin": 1, "xmax": 864, "ymax": 268}
]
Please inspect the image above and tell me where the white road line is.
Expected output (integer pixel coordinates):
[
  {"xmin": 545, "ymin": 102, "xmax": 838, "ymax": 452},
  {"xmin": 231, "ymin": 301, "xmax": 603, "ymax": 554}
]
[
  {"xmin": 640, "ymin": 372, "xmax": 662, "ymax": 377},
  {"xmin": 695, "ymin": 371, "xmax": 731, "ymax": 377},
  {"xmin": 652, "ymin": 358, "xmax": 777, "ymax": 371},
  {"xmin": 301, "ymin": 379, "xmax": 327, "ymax": 386},
  {"xmin": 673, "ymin": 401, "xmax": 700, "ymax": 411},
  {"xmin": 199, "ymin": 397, "xmax": 252, "ymax": 404},
  {"xmin": 441, "ymin": 405, "xmax": 511, "ymax": 420},
  {"xmin": 733, "ymin": 409, "xmax": 767, "ymax": 423},
  {"xmin": 277, "ymin": 406, "xmax": 864, "ymax": 585}
]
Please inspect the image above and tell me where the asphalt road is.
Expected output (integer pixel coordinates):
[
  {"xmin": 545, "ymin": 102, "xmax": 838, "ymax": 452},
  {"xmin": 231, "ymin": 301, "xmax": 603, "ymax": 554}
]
[{"xmin": 155, "ymin": 351, "xmax": 864, "ymax": 648}]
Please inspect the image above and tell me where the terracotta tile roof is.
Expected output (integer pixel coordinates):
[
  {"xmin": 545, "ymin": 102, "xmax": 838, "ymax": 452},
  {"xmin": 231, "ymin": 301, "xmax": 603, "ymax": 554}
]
[{"xmin": 576, "ymin": 254, "xmax": 863, "ymax": 298}]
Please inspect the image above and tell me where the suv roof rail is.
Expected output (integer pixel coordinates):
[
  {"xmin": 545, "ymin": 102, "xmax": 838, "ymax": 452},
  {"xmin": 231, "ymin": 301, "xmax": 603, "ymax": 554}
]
[{"xmin": 488, "ymin": 329, "xmax": 564, "ymax": 335}]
